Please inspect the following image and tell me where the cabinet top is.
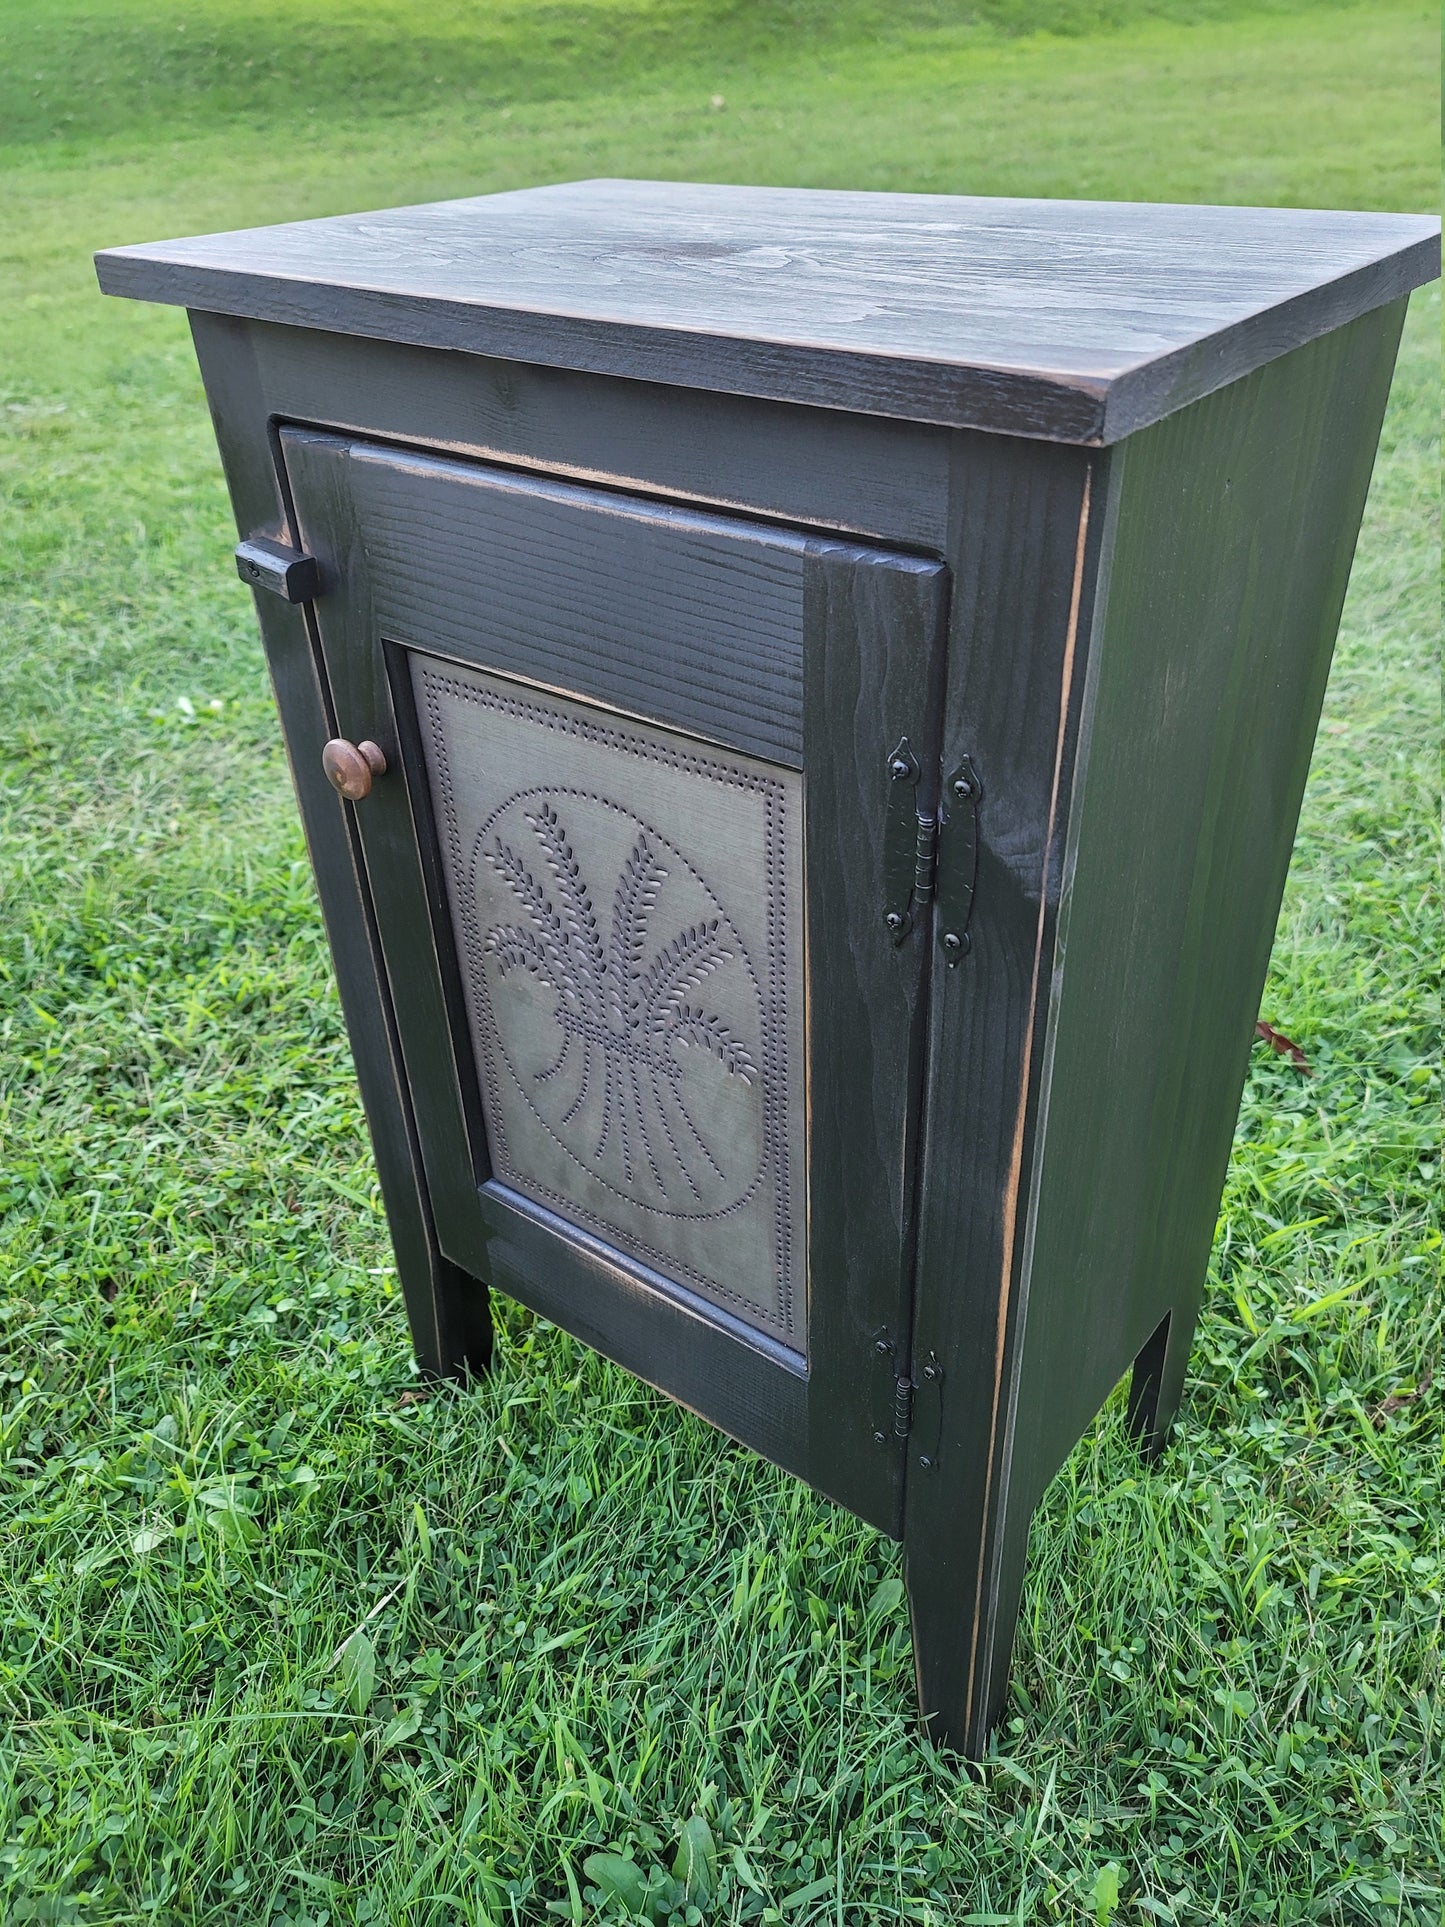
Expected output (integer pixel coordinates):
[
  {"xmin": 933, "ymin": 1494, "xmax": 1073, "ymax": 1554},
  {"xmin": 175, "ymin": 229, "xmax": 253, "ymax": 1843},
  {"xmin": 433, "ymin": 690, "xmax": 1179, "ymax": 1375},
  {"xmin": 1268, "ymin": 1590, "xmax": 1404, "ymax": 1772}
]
[{"xmin": 95, "ymin": 179, "xmax": 1438, "ymax": 445}]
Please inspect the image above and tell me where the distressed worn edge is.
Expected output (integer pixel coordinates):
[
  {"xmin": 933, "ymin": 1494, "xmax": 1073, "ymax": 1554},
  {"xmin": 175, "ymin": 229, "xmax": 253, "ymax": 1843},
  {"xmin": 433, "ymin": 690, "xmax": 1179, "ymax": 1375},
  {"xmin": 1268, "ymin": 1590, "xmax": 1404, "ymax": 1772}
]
[{"xmin": 95, "ymin": 225, "xmax": 1438, "ymax": 444}]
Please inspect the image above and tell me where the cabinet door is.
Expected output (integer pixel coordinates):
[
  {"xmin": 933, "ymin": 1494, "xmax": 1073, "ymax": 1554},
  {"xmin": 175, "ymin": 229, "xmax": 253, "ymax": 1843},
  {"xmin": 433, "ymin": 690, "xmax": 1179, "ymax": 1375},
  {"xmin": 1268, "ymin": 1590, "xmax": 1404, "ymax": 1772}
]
[{"xmin": 282, "ymin": 428, "xmax": 946, "ymax": 1532}]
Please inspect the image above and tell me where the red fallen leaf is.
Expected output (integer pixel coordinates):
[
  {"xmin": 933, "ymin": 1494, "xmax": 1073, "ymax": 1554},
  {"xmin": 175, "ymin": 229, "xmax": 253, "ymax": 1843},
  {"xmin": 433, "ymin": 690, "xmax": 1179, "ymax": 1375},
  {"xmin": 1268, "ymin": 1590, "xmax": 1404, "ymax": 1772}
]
[{"xmin": 1254, "ymin": 1020, "xmax": 1312, "ymax": 1074}]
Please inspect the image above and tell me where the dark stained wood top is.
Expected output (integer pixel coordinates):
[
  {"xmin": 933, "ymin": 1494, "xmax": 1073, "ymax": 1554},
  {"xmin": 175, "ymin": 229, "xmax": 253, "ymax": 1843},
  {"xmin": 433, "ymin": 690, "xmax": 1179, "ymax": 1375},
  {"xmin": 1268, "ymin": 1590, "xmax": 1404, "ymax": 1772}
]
[{"xmin": 96, "ymin": 179, "xmax": 1438, "ymax": 445}]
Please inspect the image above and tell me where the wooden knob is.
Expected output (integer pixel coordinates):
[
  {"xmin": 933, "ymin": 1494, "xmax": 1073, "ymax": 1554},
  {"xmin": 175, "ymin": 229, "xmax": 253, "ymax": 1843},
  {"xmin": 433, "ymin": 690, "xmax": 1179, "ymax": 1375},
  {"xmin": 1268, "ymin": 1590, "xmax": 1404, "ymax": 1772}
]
[{"xmin": 322, "ymin": 738, "xmax": 387, "ymax": 801}]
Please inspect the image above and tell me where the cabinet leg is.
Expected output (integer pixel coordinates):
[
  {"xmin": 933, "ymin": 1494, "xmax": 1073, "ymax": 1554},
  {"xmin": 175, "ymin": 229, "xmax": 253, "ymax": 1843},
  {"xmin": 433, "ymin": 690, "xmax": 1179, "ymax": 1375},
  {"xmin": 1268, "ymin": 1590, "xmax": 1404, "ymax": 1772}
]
[
  {"xmin": 369, "ymin": 1086, "xmax": 491, "ymax": 1382},
  {"xmin": 396, "ymin": 1238, "xmax": 493, "ymax": 1384},
  {"xmin": 1126, "ymin": 1304, "xmax": 1195, "ymax": 1458},
  {"xmin": 904, "ymin": 1482, "xmax": 1035, "ymax": 1759}
]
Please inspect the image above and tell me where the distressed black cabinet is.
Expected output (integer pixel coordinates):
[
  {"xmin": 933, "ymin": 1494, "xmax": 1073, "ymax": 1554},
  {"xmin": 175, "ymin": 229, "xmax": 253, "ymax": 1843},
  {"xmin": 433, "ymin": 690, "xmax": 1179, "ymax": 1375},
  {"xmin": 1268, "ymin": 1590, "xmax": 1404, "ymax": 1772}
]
[{"xmin": 98, "ymin": 183, "xmax": 1439, "ymax": 1754}]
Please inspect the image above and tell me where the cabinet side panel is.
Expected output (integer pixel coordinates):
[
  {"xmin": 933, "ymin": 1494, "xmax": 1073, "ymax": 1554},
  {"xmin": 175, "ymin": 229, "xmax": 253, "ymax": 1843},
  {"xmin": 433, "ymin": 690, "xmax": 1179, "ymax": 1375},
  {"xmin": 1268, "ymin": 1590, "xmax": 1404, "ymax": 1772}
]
[{"xmin": 1008, "ymin": 300, "xmax": 1408, "ymax": 1503}]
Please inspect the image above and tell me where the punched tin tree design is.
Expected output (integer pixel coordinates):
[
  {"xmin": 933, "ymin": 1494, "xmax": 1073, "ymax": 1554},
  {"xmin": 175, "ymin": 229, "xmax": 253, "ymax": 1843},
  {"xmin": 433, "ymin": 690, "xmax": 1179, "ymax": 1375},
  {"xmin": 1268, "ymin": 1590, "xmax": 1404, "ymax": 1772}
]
[{"xmin": 414, "ymin": 659, "xmax": 806, "ymax": 1347}]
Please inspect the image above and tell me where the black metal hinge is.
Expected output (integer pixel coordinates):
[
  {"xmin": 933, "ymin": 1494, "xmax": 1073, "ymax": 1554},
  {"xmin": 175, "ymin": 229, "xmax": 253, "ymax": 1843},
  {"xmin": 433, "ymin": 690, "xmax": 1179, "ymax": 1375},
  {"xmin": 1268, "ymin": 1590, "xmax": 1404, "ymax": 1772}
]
[
  {"xmin": 235, "ymin": 535, "xmax": 320, "ymax": 603},
  {"xmin": 882, "ymin": 738, "xmax": 927, "ymax": 942},
  {"xmin": 913, "ymin": 1354, "xmax": 944, "ymax": 1471},
  {"xmin": 893, "ymin": 1374, "xmax": 915, "ymax": 1438},
  {"xmin": 937, "ymin": 756, "xmax": 980, "ymax": 967},
  {"xmin": 870, "ymin": 1336, "xmax": 944, "ymax": 1469},
  {"xmin": 882, "ymin": 741, "xmax": 981, "ymax": 959},
  {"xmin": 872, "ymin": 1335, "xmax": 913, "ymax": 1446}
]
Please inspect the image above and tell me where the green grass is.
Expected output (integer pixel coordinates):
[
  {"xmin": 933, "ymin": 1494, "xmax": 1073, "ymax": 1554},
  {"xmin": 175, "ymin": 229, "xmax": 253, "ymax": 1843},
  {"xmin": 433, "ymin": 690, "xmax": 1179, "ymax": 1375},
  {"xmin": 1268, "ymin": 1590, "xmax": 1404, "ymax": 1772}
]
[
  {"xmin": 0, "ymin": 0, "xmax": 1439, "ymax": 1921},
  {"xmin": 0, "ymin": 0, "xmax": 1402, "ymax": 156}
]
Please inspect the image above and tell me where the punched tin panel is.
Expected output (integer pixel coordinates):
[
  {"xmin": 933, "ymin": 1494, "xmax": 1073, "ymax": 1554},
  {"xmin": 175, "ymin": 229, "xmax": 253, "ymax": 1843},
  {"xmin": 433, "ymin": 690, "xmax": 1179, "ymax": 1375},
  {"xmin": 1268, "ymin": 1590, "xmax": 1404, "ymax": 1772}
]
[{"xmin": 412, "ymin": 659, "xmax": 806, "ymax": 1347}]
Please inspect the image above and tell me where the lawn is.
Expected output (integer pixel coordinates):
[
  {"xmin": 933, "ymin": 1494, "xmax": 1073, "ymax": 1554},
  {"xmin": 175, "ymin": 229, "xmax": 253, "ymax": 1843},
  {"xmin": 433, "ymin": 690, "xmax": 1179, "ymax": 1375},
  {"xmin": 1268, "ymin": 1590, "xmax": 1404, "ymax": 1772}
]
[{"xmin": 0, "ymin": 0, "xmax": 1439, "ymax": 1921}]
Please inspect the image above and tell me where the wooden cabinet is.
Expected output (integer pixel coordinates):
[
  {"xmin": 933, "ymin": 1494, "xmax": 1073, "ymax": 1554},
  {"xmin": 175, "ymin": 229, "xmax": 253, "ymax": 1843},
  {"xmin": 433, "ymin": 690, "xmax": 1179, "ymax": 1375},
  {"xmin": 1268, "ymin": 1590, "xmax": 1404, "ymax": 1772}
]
[{"xmin": 97, "ymin": 182, "xmax": 1438, "ymax": 1754}]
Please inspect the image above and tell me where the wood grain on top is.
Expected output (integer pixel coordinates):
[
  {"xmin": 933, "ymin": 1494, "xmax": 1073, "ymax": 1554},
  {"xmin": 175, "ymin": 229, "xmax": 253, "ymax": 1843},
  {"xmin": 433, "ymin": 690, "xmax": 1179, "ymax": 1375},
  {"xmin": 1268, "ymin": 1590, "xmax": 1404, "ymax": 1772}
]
[{"xmin": 97, "ymin": 181, "xmax": 1438, "ymax": 441}]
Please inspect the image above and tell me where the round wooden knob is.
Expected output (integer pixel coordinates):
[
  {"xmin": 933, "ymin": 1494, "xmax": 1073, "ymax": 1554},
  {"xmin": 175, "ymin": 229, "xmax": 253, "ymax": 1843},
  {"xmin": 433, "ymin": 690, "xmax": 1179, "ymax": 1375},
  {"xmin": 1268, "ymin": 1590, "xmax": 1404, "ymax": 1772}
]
[{"xmin": 321, "ymin": 738, "xmax": 387, "ymax": 801}]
